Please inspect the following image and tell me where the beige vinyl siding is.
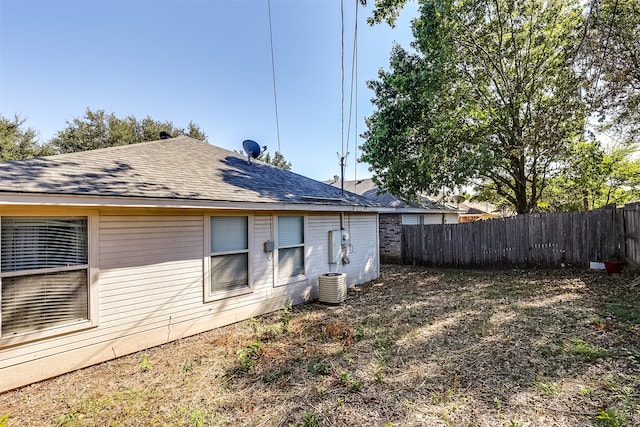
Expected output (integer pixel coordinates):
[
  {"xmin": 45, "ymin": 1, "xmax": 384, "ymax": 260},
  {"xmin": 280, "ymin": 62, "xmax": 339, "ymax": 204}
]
[
  {"xmin": 337, "ymin": 214, "xmax": 379, "ymax": 285},
  {"xmin": 0, "ymin": 209, "xmax": 379, "ymax": 392},
  {"xmin": 444, "ymin": 213, "xmax": 459, "ymax": 224},
  {"xmin": 306, "ymin": 214, "xmax": 341, "ymax": 280},
  {"xmin": 306, "ymin": 213, "xmax": 379, "ymax": 286},
  {"xmin": 252, "ymin": 214, "xmax": 274, "ymax": 293}
]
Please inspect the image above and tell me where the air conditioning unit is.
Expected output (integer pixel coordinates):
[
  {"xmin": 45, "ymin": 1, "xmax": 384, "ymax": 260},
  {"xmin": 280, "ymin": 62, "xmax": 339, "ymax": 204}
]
[{"xmin": 318, "ymin": 272, "xmax": 347, "ymax": 304}]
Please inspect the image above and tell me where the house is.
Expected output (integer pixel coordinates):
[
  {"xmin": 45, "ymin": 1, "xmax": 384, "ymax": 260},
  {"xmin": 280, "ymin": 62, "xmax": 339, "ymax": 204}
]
[
  {"xmin": 327, "ymin": 178, "xmax": 459, "ymax": 263},
  {"xmin": 426, "ymin": 195, "xmax": 502, "ymax": 223},
  {"xmin": 0, "ymin": 137, "xmax": 380, "ymax": 392},
  {"xmin": 455, "ymin": 200, "xmax": 502, "ymax": 222}
]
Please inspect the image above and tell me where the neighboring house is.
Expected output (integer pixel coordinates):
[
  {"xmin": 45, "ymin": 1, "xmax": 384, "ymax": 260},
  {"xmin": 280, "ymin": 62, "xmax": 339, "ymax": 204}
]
[
  {"xmin": 456, "ymin": 201, "xmax": 502, "ymax": 222},
  {"xmin": 426, "ymin": 194, "xmax": 502, "ymax": 223},
  {"xmin": 0, "ymin": 137, "xmax": 380, "ymax": 392},
  {"xmin": 327, "ymin": 178, "xmax": 459, "ymax": 263}
]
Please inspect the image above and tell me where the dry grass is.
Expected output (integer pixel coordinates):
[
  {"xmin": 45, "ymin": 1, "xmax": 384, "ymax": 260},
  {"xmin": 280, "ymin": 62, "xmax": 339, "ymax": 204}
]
[{"xmin": 1, "ymin": 265, "xmax": 639, "ymax": 427}]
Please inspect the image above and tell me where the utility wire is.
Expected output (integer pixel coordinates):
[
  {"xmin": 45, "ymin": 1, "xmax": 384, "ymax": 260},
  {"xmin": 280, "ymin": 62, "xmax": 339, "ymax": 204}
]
[
  {"xmin": 341, "ymin": 0, "xmax": 345, "ymax": 159},
  {"xmin": 345, "ymin": 2, "xmax": 357, "ymax": 164},
  {"xmin": 267, "ymin": 0, "xmax": 282, "ymax": 154},
  {"xmin": 353, "ymin": 1, "xmax": 359, "ymax": 185}
]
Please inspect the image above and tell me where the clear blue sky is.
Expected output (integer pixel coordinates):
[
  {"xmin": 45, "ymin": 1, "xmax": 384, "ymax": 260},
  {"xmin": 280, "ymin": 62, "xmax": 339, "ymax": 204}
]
[{"xmin": 0, "ymin": 0, "xmax": 418, "ymax": 182}]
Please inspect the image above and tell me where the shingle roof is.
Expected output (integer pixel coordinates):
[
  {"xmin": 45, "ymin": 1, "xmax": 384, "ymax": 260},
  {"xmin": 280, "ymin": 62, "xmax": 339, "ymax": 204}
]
[
  {"xmin": 0, "ymin": 137, "xmax": 378, "ymax": 207},
  {"xmin": 327, "ymin": 178, "xmax": 456, "ymax": 212}
]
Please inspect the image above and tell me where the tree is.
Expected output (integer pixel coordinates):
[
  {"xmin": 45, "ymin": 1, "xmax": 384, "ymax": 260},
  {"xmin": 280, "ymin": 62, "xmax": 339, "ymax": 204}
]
[
  {"xmin": 0, "ymin": 114, "xmax": 54, "ymax": 160},
  {"xmin": 582, "ymin": 0, "xmax": 640, "ymax": 143},
  {"xmin": 360, "ymin": 0, "xmax": 587, "ymax": 214},
  {"xmin": 476, "ymin": 140, "xmax": 640, "ymax": 211},
  {"xmin": 51, "ymin": 108, "xmax": 208, "ymax": 154},
  {"xmin": 260, "ymin": 151, "xmax": 292, "ymax": 171},
  {"xmin": 235, "ymin": 149, "xmax": 293, "ymax": 170}
]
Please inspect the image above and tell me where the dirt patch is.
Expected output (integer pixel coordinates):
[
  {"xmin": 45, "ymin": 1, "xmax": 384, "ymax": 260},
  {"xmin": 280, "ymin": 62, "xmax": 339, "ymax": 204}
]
[{"xmin": 1, "ymin": 265, "xmax": 639, "ymax": 426}]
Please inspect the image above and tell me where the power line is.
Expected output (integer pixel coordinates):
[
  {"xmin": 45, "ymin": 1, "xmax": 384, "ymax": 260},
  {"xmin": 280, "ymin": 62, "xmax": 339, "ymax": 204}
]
[
  {"xmin": 267, "ymin": 0, "xmax": 282, "ymax": 154},
  {"xmin": 353, "ymin": 1, "xmax": 359, "ymax": 184},
  {"xmin": 341, "ymin": 0, "xmax": 345, "ymax": 158}
]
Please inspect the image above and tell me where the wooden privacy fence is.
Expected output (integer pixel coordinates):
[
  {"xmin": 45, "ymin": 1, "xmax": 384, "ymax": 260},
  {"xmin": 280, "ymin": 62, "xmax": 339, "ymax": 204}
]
[
  {"xmin": 623, "ymin": 201, "xmax": 640, "ymax": 266},
  {"xmin": 401, "ymin": 204, "xmax": 634, "ymax": 268}
]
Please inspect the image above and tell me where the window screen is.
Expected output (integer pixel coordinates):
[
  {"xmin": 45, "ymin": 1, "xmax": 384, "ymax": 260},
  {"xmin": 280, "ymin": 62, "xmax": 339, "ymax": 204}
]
[
  {"xmin": 210, "ymin": 216, "xmax": 249, "ymax": 295},
  {"xmin": 278, "ymin": 216, "xmax": 304, "ymax": 281},
  {"xmin": 210, "ymin": 216, "xmax": 247, "ymax": 253},
  {"xmin": 1, "ymin": 217, "xmax": 89, "ymax": 337}
]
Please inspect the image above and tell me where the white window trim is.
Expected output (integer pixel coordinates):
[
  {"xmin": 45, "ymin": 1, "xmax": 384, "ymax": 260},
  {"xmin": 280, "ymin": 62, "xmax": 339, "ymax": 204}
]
[
  {"xmin": 274, "ymin": 214, "xmax": 307, "ymax": 287},
  {"xmin": 0, "ymin": 213, "xmax": 99, "ymax": 348},
  {"xmin": 203, "ymin": 214, "xmax": 254, "ymax": 302}
]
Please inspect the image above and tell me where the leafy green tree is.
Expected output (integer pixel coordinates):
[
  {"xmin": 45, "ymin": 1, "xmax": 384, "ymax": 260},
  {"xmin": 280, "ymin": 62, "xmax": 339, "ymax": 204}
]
[
  {"xmin": 51, "ymin": 108, "xmax": 208, "ymax": 154},
  {"xmin": 0, "ymin": 114, "xmax": 54, "ymax": 160},
  {"xmin": 361, "ymin": 0, "xmax": 587, "ymax": 214},
  {"xmin": 582, "ymin": 0, "xmax": 640, "ymax": 143},
  {"xmin": 477, "ymin": 140, "xmax": 640, "ymax": 211}
]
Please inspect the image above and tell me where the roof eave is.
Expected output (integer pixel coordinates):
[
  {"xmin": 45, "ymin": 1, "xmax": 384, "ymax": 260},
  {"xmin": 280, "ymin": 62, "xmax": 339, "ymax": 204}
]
[{"xmin": 0, "ymin": 192, "xmax": 382, "ymax": 213}]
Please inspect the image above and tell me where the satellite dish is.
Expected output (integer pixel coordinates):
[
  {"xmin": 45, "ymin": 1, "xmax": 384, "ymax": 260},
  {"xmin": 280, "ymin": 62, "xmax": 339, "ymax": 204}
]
[
  {"xmin": 242, "ymin": 139, "xmax": 267, "ymax": 164},
  {"xmin": 451, "ymin": 195, "xmax": 466, "ymax": 205}
]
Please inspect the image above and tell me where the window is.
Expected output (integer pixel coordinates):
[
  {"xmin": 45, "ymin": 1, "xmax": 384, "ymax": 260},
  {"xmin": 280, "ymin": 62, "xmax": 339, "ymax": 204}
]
[
  {"xmin": 277, "ymin": 216, "xmax": 304, "ymax": 282},
  {"xmin": 1, "ymin": 217, "xmax": 90, "ymax": 339},
  {"xmin": 208, "ymin": 216, "xmax": 250, "ymax": 298},
  {"xmin": 402, "ymin": 214, "xmax": 422, "ymax": 225}
]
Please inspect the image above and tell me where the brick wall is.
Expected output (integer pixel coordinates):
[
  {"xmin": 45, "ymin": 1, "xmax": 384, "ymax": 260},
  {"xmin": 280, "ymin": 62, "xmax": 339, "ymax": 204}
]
[{"xmin": 379, "ymin": 214, "xmax": 402, "ymax": 263}]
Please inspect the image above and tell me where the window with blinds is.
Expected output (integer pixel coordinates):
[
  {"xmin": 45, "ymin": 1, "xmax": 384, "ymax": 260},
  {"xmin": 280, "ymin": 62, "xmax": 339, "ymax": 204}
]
[
  {"xmin": 1, "ymin": 217, "xmax": 89, "ymax": 338},
  {"xmin": 210, "ymin": 216, "xmax": 249, "ymax": 295},
  {"xmin": 277, "ymin": 216, "xmax": 304, "ymax": 281}
]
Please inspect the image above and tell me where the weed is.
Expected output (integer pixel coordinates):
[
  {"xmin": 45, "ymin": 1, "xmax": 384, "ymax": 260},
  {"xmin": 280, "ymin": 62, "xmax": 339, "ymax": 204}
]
[
  {"xmin": 570, "ymin": 339, "xmax": 608, "ymax": 361},
  {"xmin": 0, "ymin": 414, "xmax": 8, "ymax": 427},
  {"xmin": 493, "ymin": 397, "xmax": 502, "ymax": 414},
  {"xmin": 248, "ymin": 317, "xmax": 260, "ymax": 334},
  {"xmin": 188, "ymin": 409, "xmax": 206, "ymax": 427},
  {"xmin": 382, "ymin": 423, "xmax": 393, "ymax": 427},
  {"xmin": 339, "ymin": 371, "xmax": 363, "ymax": 392},
  {"xmin": 373, "ymin": 336, "xmax": 392, "ymax": 350},
  {"xmin": 622, "ymin": 347, "xmax": 640, "ymax": 366},
  {"xmin": 139, "ymin": 354, "xmax": 153, "ymax": 372},
  {"xmin": 619, "ymin": 387, "xmax": 635, "ymax": 413},
  {"xmin": 308, "ymin": 361, "xmax": 331, "ymax": 376},
  {"xmin": 355, "ymin": 324, "xmax": 365, "ymax": 341},
  {"xmin": 299, "ymin": 412, "xmax": 318, "ymax": 427},
  {"xmin": 373, "ymin": 368, "xmax": 385, "ymax": 383},
  {"xmin": 537, "ymin": 381, "xmax": 562, "ymax": 396},
  {"xmin": 55, "ymin": 413, "xmax": 80, "ymax": 426},
  {"xmin": 350, "ymin": 379, "xmax": 363, "ymax": 392},
  {"xmin": 183, "ymin": 361, "xmax": 193, "ymax": 373},
  {"xmin": 605, "ymin": 301, "xmax": 640, "ymax": 323},
  {"xmin": 595, "ymin": 408, "xmax": 626, "ymax": 427},
  {"xmin": 235, "ymin": 340, "xmax": 262, "ymax": 372},
  {"xmin": 282, "ymin": 299, "xmax": 293, "ymax": 332},
  {"xmin": 508, "ymin": 420, "xmax": 519, "ymax": 427},
  {"xmin": 581, "ymin": 387, "xmax": 594, "ymax": 395}
]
